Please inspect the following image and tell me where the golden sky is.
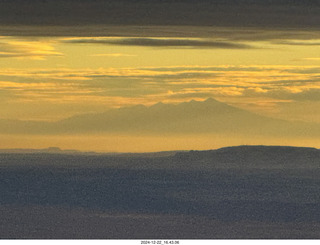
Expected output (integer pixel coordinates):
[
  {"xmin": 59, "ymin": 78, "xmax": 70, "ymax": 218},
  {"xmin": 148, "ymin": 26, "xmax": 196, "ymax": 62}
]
[{"xmin": 1, "ymin": 26, "xmax": 320, "ymax": 152}]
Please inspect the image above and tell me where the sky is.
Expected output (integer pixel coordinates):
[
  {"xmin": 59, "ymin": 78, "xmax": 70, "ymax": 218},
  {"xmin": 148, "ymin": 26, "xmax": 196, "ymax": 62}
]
[{"xmin": 0, "ymin": 0, "xmax": 320, "ymax": 152}]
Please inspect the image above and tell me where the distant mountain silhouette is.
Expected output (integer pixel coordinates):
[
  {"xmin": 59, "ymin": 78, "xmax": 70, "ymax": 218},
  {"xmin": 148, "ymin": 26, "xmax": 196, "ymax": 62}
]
[
  {"xmin": 173, "ymin": 145, "xmax": 320, "ymax": 169},
  {"xmin": 1, "ymin": 145, "xmax": 319, "ymax": 169},
  {"xmin": 0, "ymin": 147, "xmax": 82, "ymax": 154},
  {"xmin": 0, "ymin": 98, "xmax": 319, "ymax": 137}
]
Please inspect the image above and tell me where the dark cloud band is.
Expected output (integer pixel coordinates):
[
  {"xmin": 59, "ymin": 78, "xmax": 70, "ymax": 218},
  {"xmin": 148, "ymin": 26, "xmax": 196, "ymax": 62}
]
[
  {"xmin": 0, "ymin": 0, "xmax": 320, "ymax": 31},
  {"xmin": 64, "ymin": 38, "xmax": 253, "ymax": 49}
]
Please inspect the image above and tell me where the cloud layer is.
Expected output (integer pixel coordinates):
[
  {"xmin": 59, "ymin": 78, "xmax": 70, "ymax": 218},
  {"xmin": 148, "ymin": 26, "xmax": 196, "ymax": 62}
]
[
  {"xmin": 1, "ymin": 0, "xmax": 320, "ymax": 29},
  {"xmin": 1, "ymin": 65, "xmax": 319, "ymax": 120},
  {"xmin": 0, "ymin": 39, "xmax": 62, "ymax": 59},
  {"xmin": 64, "ymin": 37, "xmax": 253, "ymax": 49},
  {"xmin": 1, "ymin": 65, "xmax": 319, "ymax": 100}
]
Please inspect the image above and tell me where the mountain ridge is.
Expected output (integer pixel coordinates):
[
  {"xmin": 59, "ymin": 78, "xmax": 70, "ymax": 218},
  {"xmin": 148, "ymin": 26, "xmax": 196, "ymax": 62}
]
[
  {"xmin": 1, "ymin": 145, "xmax": 319, "ymax": 170},
  {"xmin": 0, "ymin": 98, "xmax": 319, "ymax": 138},
  {"xmin": 173, "ymin": 145, "xmax": 320, "ymax": 169}
]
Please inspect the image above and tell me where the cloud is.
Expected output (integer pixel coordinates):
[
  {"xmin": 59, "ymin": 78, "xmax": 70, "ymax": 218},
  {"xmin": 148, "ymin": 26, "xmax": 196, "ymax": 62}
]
[
  {"xmin": 90, "ymin": 53, "xmax": 137, "ymax": 57},
  {"xmin": 1, "ymin": 26, "xmax": 320, "ymax": 45},
  {"xmin": 0, "ymin": 81, "xmax": 80, "ymax": 91},
  {"xmin": 301, "ymin": 58, "xmax": 320, "ymax": 61},
  {"xmin": 273, "ymin": 40, "xmax": 320, "ymax": 46},
  {"xmin": 64, "ymin": 37, "xmax": 254, "ymax": 49},
  {"xmin": 0, "ymin": 39, "xmax": 62, "ymax": 59},
  {"xmin": 0, "ymin": 0, "xmax": 320, "ymax": 30},
  {"xmin": 0, "ymin": 80, "xmax": 103, "ymax": 104},
  {"xmin": 0, "ymin": 65, "xmax": 319, "ymax": 108},
  {"xmin": 258, "ymin": 87, "xmax": 320, "ymax": 102},
  {"xmin": 1, "ymin": 64, "xmax": 320, "ymax": 123}
]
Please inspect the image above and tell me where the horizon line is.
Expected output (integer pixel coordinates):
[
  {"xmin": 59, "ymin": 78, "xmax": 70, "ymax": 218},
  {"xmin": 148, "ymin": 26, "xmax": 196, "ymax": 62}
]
[{"xmin": 0, "ymin": 144, "xmax": 319, "ymax": 155}]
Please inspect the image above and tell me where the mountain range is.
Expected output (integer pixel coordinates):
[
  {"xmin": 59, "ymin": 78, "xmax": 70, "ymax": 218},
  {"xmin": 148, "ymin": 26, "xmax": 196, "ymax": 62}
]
[{"xmin": 0, "ymin": 98, "xmax": 319, "ymax": 138}]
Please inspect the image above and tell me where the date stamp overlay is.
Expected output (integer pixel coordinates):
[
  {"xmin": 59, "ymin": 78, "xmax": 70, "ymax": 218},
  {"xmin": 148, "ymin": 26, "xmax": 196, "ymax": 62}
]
[{"xmin": 141, "ymin": 241, "xmax": 180, "ymax": 245}]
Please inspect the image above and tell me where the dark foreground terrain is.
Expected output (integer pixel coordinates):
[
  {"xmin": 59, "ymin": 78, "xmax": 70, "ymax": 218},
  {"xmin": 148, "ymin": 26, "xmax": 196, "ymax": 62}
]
[{"xmin": 1, "ymin": 145, "xmax": 320, "ymax": 239}]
